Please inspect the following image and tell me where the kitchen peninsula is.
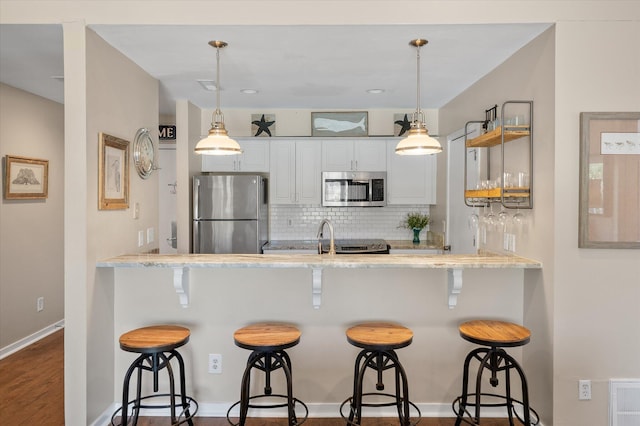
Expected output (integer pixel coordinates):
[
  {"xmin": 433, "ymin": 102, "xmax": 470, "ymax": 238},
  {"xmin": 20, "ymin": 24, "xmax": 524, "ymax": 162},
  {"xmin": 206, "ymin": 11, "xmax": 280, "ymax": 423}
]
[{"xmin": 97, "ymin": 251, "xmax": 541, "ymax": 418}]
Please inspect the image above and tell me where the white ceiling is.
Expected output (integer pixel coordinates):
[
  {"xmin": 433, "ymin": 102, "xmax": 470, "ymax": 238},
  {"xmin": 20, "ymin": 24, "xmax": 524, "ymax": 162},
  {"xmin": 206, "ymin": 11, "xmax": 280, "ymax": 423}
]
[{"xmin": 0, "ymin": 23, "xmax": 551, "ymax": 115}]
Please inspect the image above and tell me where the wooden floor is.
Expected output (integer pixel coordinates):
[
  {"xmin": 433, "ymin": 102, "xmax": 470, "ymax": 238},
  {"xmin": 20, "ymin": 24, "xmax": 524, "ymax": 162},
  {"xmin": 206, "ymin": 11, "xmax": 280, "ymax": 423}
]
[
  {"xmin": 0, "ymin": 329, "xmax": 513, "ymax": 425},
  {"xmin": 0, "ymin": 328, "xmax": 65, "ymax": 425}
]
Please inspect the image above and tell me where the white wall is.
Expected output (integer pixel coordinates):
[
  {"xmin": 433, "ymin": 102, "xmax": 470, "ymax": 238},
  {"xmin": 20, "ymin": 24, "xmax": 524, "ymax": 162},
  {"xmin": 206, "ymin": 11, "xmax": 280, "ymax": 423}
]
[{"xmin": 0, "ymin": 83, "xmax": 64, "ymax": 349}]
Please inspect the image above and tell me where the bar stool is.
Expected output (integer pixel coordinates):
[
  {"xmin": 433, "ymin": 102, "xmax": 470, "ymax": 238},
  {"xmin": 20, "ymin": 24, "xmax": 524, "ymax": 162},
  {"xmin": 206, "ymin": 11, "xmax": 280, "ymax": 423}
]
[
  {"xmin": 227, "ymin": 322, "xmax": 308, "ymax": 426},
  {"xmin": 340, "ymin": 322, "xmax": 420, "ymax": 426},
  {"xmin": 452, "ymin": 320, "xmax": 539, "ymax": 425},
  {"xmin": 111, "ymin": 325, "xmax": 198, "ymax": 426}
]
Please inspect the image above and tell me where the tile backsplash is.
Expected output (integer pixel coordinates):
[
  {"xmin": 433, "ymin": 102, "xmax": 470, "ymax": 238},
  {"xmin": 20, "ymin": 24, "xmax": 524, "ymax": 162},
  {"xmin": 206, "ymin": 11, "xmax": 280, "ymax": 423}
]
[{"xmin": 269, "ymin": 204, "xmax": 431, "ymax": 240}]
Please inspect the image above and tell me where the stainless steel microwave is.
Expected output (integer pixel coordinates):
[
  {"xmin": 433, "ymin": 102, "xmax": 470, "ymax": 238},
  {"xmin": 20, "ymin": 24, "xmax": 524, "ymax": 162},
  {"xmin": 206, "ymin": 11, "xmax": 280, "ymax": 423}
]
[{"xmin": 322, "ymin": 171, "xmax": 386, "ymax": 207}]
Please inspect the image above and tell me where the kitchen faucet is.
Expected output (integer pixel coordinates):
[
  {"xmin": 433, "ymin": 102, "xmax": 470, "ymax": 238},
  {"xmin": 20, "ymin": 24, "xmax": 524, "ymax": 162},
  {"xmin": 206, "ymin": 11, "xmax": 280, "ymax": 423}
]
[{"xmin": 316, "ymin": 219, "xmax": 336, "ymax": 255}]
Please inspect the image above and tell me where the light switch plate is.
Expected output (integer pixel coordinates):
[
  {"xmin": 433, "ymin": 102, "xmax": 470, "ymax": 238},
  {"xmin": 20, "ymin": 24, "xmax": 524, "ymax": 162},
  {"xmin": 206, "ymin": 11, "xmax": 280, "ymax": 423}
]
[{"xmin": 138, "ymin": 230, "xmax": 144, "ymax": 247}]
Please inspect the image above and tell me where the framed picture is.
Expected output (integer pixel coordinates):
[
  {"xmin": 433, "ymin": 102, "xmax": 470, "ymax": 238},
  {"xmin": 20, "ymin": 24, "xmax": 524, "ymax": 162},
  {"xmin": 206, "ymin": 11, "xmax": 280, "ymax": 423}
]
[
  {"xmin": 579, "ymin": 112, "xmax": 640, "ymax": 248},
  {"xmin": 4, "ymin": 155, "xmax": 49, "ymax": 199},
  {"xmin": 251, "ymin": 113, "xmax": 276, "ymax": 137},
  {"xmin": 98, "ymin": 132, "xmax": 129, "ymax": 210},
  {"xmin": 311, "ymin": 111, "xmax": 368, "ymax": 137}
]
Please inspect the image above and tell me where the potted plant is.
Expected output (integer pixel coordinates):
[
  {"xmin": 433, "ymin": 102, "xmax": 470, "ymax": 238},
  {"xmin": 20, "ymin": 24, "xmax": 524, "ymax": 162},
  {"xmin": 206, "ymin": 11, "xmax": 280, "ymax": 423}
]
[{"xmin": 400, "ymin": 212, "xmax": 430, "ymax": 244}]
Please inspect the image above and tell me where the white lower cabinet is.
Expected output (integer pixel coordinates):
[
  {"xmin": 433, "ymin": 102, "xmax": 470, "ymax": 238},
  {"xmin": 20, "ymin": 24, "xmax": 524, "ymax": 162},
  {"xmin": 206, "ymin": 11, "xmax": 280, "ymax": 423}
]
[
  {"xmin": 201, "ymin": 139, "xmax": 269, "ymax": 172},
  {"xmin": 269, "ymin": 140, "xmax": 321, "ymax": 205},
  {"xmin": 386, "ymin": 140, "xmax": 437, "ymax": 204}
]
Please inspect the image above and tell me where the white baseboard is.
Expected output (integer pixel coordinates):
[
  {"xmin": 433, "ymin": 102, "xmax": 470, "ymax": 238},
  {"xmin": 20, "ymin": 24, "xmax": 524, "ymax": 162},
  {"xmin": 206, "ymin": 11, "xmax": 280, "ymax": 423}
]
[
  {"xmin": 0, "ymin": 319, "xmax": 65, "ymax": 360},
  {"xmin": 91, "ymin": 401, "xmax": 522, "ymax": 424}
]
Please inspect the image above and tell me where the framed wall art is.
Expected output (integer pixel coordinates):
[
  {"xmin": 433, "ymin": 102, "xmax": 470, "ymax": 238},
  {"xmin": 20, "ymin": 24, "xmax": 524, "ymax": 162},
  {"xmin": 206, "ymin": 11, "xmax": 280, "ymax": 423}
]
[
  {"xmin": 311, "ymin": 111, "xmax": 368, "ymax": 137},
  {"xmin": 4, "ymin": 155, "xmax": 49, "ymax": 199},
  {"xmin": 579, "ymin": 112, "xmax": 640, "ymax": 248},
  {"xmin": 98, "ymin": 132, "xmax": 129, "ymax": 210}
]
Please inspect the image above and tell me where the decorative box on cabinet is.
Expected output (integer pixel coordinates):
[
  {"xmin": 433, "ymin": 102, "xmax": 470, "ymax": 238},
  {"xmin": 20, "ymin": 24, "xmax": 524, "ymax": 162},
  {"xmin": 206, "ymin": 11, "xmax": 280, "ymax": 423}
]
[
  {"xmin": 269, "ymin": 140, "xmax": 321, "ymax": 205},
  {"xmin": 322, "ymin": 139, "xmax": 386, "ymax": 171},
  {"xmin": 464, "ymin": 100, "xmax": 533, "ymax": 209},
  {"xmin": 386, "ymin": 140, "xmax": 437, "ymax": 205},
  {"xmin": 201, "ymin": 139, "xmax": 269, "ymax": 172}
]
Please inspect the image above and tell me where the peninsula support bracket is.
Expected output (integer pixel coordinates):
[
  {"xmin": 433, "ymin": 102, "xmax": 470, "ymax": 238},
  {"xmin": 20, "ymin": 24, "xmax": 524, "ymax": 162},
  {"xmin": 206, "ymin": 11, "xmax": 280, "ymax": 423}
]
[
  {"xmin": 447, "ymin": 268, "xmax": 463, "ymax": 309},
  {"xmin": 172, "ymin": 267, "xmax": 190, "ymax": 308}
]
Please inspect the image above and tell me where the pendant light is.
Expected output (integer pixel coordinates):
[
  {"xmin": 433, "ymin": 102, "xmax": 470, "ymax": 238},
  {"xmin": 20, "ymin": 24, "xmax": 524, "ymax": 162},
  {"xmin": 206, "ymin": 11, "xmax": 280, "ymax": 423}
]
[
  {"xmin": 195, "ymin": 40, "xmax": 242, "ymax": 155},
  {"xmin": 395, "ymin": 39, "xmax": 442, "ymax": 155}
]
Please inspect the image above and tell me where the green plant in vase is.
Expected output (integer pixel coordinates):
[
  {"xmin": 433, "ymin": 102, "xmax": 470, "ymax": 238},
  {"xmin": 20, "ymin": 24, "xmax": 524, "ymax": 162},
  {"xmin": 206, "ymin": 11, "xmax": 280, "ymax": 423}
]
[{"xmin": 400, "ymin": 212, "xmax": 430, "ymax": 244}]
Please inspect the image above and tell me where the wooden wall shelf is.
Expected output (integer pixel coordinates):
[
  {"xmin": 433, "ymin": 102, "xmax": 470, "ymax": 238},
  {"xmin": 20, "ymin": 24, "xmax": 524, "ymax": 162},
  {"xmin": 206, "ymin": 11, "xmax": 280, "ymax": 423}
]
[{"xmin": 466, "ymin": 125, "xmax": 531, "ymax": 148}]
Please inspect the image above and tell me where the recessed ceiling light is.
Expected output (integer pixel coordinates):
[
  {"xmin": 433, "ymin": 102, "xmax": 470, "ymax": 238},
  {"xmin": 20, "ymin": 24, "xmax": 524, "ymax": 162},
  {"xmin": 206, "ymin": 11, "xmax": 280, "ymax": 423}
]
[
  {"xmin": 366, "ymin": 89, "xmax": 385, "ymax": 94},
  {"xmin": 241, "ymin": 88, "xmax": 258, "ymax": 94},
  {"xmin": 197, "ymin": 79, "xmax": 217, "ymax": 91}
]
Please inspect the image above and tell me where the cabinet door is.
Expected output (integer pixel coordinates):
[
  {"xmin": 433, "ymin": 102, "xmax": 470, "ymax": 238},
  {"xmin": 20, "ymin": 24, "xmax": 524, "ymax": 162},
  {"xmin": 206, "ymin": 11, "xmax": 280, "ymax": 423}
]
[
  {"xmin": 386, "ymin": 140, "xmax": 437, "ymax": 204},
  {"xmin": 201, "ymin": 139, "xmax": 270, "ymax": 172},
  {"xmin": 296, "ymin": 141, "xmax": 322, "ymax": 204},
  {"xmin": 322, "ymin": 139, "xmax": 353, "ymax": 171},
  {"xmin": 353, "ymin": 139, "xmax": 386, "ymax": 171},
  {"xmin": 239, "ymin": 139, "xmax": 270, "ymax": 172},
  {"xmin": 269, "ymin": 140, "xmax": 296, "ymax": 204},
  {"xmin": 201, "ymin": 154, "xmax": 237, "ymax": 172}
]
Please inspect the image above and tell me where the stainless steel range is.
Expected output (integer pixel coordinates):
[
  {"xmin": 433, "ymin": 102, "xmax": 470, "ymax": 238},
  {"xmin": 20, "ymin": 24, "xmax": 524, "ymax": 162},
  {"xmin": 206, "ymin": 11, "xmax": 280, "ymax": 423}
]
[{"xmin": 320, "ymin": 239, "xmax": 389, "ymax": 254}]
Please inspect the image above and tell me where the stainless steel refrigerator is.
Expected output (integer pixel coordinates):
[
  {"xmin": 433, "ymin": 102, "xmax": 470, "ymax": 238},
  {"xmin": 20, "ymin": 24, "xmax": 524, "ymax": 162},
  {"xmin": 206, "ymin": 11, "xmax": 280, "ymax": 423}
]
[{"xmin": 193, "ymin": 174, "xmax": 269, "ymax": 254}]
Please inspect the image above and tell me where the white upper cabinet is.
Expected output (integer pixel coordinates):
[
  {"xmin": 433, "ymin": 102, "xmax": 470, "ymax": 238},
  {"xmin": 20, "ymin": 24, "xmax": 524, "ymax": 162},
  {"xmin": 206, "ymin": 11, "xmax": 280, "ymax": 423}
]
[
  {"xmin": 386, "ymin": 140, "xmax": 437, "ymax": 204},
  {"xmin": 322, "ymin": 139, "xmax": 386, "ymax": 171},
  {"xmin": 270, "ymin": 140, "xmax": 321, "ymax": 205},
  {"xmin": 201, "ymin": 139, "xmax": 270, "ymax": 172}
]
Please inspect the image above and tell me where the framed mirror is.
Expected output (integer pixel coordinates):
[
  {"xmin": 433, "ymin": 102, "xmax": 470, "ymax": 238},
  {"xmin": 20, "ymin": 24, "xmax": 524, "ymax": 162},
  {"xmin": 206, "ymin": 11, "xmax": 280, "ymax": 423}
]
[{"xmin": 579, "ymin": 112, "xmax": 640, "ymax": 248}]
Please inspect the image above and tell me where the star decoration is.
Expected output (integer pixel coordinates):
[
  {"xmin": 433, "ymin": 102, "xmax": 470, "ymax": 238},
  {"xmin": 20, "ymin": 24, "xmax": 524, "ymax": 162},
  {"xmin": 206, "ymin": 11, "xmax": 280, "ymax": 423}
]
[
  {"xmin": 394, "ymin": 114, "xmax": 412, "ymax": 136},
  {"xmin": 252, "ymin": 114, "xmax": 275, "ymax": 137}
]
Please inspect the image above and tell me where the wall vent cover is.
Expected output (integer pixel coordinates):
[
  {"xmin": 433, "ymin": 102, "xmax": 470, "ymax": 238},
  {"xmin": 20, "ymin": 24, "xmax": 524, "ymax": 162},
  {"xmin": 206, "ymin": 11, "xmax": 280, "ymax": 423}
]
[{"xmin": 610, "ymin": 379, "xmax": 640, "ymax": 426}]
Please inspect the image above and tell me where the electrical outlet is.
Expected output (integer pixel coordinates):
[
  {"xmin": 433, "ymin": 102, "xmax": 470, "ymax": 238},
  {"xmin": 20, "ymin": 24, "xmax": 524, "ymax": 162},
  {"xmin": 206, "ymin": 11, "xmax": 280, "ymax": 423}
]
[
  {"xmin": 579, "ymin": 379, "xmax": 591, "ymax": 400},
  {"xmin": 208, "ymin": 353, "xmax": 222, "ymax": 374},
  {"xmin": 37, "ymin": 297, "xmax": 44, "ymax": 312},
  {"xmin": 138, "ymin": 230, "xmax": 144, "ymax": 247},
  {"xmin": 147, "ymin": 227, "xmax": 154, "ymax": 244}
]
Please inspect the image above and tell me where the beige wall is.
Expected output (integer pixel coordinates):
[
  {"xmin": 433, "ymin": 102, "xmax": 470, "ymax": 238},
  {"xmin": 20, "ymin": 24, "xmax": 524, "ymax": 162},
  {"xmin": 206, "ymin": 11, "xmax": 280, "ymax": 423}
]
[
  {"xmin": 0, "ymin": 83, "xmax": 64, "ymax": 348},
  {"xmin": 113, "ymin": 266, "xmax": 528, "ymax": 415},
  {"xmin": 438, "ymin": 27, "xmax": 556, "ymax": 425},
  {"xmin": 60, "ymin": 26, "xmax": 161, "ymax": 423},
  {"xmin": 553, "ymin": 20, "xmax": 640, "ymax": 426}
]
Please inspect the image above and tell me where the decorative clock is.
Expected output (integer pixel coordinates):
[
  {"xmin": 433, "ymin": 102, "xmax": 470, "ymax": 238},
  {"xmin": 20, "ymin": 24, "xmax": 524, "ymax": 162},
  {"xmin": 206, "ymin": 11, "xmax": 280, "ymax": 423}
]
[{"xmin": 133, "ymin": 128, "xmax": 156, "ymax": 179}]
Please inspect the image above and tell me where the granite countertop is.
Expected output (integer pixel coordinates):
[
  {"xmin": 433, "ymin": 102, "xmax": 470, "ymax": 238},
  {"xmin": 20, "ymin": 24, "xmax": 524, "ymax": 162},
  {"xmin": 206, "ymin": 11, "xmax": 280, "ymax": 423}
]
[{"xmin": 97, "ymin": 252, "xmax": 541, "ymax": 269}]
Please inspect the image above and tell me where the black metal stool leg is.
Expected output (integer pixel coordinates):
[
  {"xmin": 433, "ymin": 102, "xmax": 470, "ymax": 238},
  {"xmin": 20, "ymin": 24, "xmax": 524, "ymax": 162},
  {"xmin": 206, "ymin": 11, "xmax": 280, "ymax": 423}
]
[{"xmin": 173, "ymin": 349, "xmax": 195, "ymax": 426}]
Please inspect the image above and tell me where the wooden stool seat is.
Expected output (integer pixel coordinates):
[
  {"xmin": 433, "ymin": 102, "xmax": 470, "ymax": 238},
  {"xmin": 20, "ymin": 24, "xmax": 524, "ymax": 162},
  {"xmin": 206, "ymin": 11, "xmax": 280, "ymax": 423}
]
[
  {"xmin": 346, "ymin": 322, "xmax": 413, "ymax": 350},
  {"xmin": 119, "ymin": 325, "xmax": 190, "ymax": 353},
  {"xmin": 459, "ymin": 320, "xmax": 530, "ymax": 347},
  {"xmin": 234, "ymin": 322, "xmax": 301, "ymax": 351}
]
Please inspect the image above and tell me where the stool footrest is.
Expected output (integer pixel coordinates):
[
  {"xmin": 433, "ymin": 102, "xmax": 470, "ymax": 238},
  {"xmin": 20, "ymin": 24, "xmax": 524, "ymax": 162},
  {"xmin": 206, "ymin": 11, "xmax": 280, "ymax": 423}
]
[
  {"xmin": 227, "ymin": 394, "xmax": 309, "ymax": 426},
  {"xmin": 340, "ymin": 393, "xmax": 421, "ymax": 426},
  {"xmin": 110, "ymin": 393, "xmax": 198, "ymax": 426},
  {"xmin": 452, "ymin": 393, "xmax": 540, "ymax": 425}
]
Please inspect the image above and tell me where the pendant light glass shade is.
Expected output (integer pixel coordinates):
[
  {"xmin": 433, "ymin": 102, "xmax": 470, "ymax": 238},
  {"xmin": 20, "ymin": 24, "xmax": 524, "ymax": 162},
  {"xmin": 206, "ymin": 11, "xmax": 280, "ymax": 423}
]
[
  {"xmin": 195, "ymin": 41, "xmax": 242, "ymax": 156},
  {"xmin": 395, "ymin": 39, "xmax": 442, "ymax": 156}
]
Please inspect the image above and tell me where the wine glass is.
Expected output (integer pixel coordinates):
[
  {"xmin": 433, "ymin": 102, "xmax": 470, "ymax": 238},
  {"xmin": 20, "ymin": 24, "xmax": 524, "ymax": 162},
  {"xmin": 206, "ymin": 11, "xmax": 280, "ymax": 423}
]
[
  {"xmin": 497, "ymin": 206, "xmax": 509, "ymax": 231},
  {"xmin": 468, "ymin": 211, "xmax": 479, "ymax": 230}
]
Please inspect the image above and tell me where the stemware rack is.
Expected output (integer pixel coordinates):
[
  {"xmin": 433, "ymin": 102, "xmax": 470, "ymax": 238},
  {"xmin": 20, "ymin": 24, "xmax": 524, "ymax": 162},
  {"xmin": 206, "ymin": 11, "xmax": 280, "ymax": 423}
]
[{"xmin": 464, "ymin": 100, "xmax": 533, "ymax": 209}]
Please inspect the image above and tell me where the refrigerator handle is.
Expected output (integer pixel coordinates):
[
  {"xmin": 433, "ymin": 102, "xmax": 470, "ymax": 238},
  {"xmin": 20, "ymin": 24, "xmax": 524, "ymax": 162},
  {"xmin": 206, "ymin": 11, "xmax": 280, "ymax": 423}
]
[
  {"xmin": 193, "ymin": 178, "xmax": 200, "ymax": 220},
  {"xmin": 193, "ymin": 220, "xmax": 200, "ymax": 253}
]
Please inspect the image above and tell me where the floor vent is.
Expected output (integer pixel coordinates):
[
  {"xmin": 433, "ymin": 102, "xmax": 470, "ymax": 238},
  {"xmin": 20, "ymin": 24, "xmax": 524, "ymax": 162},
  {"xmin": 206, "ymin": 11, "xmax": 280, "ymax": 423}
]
[{"xmin": 610, "ymin": 380, "xmax": 640, "ymax": 426}]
